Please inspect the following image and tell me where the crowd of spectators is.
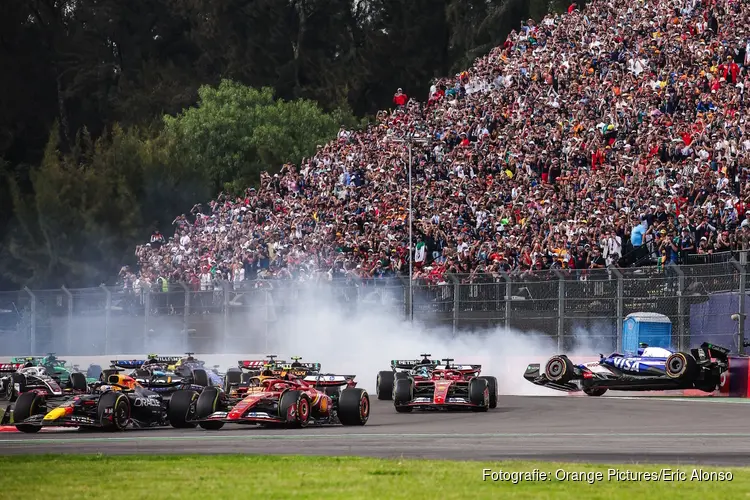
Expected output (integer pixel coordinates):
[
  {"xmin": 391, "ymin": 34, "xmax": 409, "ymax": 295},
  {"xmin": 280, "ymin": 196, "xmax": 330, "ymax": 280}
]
[{"xmin": 128, "ymin": 0, "xmax": 750, "ymax": 292}]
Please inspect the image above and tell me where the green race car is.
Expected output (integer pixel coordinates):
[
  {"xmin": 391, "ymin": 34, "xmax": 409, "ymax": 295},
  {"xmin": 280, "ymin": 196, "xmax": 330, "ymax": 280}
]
[{"xmin": 10, "ymin": 355, "xmax": 101, "ymax": 387}]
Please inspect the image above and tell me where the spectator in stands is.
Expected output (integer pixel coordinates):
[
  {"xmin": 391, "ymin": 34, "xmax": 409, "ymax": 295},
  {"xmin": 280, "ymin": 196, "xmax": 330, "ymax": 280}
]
[{"xmin": 128, "ymin": 0, "xmax": 750, "ymax": 291}]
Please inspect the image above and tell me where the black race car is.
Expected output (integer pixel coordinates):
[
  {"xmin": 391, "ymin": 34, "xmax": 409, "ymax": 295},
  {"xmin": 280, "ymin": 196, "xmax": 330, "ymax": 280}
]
[
  {"xmin": 103, "ymin": 354, "xmax": 213, "ymax": 394},
  {"xmin": 375, "ymin": 354, "xmax": 440, "ymax": 400},
  {"xmin": 4, "ymin": 372, "xmax": 198, "ymax": 432}
]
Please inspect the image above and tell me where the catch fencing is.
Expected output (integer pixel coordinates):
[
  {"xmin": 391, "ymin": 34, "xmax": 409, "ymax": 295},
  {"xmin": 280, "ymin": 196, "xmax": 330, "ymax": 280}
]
[{"xmin": 0, "ymin": 254, "xmax": 748, "ymax": 356}]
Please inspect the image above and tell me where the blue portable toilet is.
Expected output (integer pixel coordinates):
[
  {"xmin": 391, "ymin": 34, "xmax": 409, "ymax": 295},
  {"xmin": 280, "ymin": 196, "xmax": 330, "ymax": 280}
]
[{"xmin": 622, "ymin": 312, "xmax": 673, "ymax": 353}]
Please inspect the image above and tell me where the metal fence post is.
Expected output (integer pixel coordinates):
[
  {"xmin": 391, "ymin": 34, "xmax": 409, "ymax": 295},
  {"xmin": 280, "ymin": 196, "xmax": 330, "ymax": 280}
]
[
  {"xmin": 498, "ymin": 270, "xmax": 511, "ymax": 332},
  {"xmin": 730, "ymin": 258, "xmax": 746, "ymax": 355},
  {"xmin": 61, "ymin": 286, "xmax": 73, "ymax": 353},
  {"xmin": 100, "ymin": 284, "xmax": 111, "ymax": 354},
  {"xmin": 668, "ymin": 262, "xmax": 686, "ymax": 351},
  {"xmin": 609, "ymin": 266, "xmax": 624, "ymax": 352},
  {"xmin": 447, "ymin": 274, "xmax": 460, "ymax": 337},
  {"xmin": 144, "ymin": 287, "xmax": 151, "ymax": 348},
  {"xmin": 552, "ymin": 270, "xmax": 565, "ymax": 351},
  {"xmin": 23, "ymin": 287, "xmax": 36, "ymax": 354},
  {"xmin": 179, "ymin": 282, "xmax": 190, "ymax": 345},
  {"xmin": 222, "ymin": 280, "xmax": 230, "ymax": 352}
]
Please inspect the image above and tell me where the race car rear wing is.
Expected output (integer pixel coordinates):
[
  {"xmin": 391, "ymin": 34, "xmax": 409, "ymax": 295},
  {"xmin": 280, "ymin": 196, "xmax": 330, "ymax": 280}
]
[
  {"xmin": 390, "ymin": 359, "xmax": 440, "ymax": 370},
  {"xmin": 110, "ymin": 359, "xmax": 145, "ymax": 369},
  {"xmin": 303, "ymin": 374, "xmax": 356, "ymax": 387},
  {"xmin": 238, "ymin": 360, "xmax": 288, "ymax": 370},
  {"xmin": 9, "ymin": 356, "xmax": 44, "ymax": 364},
  {"xmin": 0, "ymin": 363, "xmax": 24, "ymax": 373},
  {"xmin": 696, "ymin": 343, "xmax": 730, "ymax": 362},
  {"xmin": 279, "ymin": 362, "xmax": 321, "ymax": 372},
  {"xmin": 434, "ymin": 364, "xmax": 482, "ymax": 371}
]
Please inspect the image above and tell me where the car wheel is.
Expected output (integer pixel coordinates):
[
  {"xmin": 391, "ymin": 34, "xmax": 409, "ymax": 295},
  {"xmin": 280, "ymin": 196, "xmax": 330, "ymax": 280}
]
[
  {"xmin": 545, "ymin": 355, "xmax": 574, "ymax": 383},
  {"xmin": 469, "ymin": 378, "xmax": 489, "ymax": 412},
  {"xmin": 69, "ymin": 372, "xmax": 88, "ymax": 392},
  {"xmin": 195, "ymin": 387, "xmax": 225, "ymax": 430},
  {"xmin": 665, "ymin": 352, "xmax": 698, "ymax": 381},
  {"xmin": 338, "ymin": 388, "xmax": 369, "ymax": 426},
  {"xmin": 583, "ymin": 387, "xmax": 607, "ymax": 397},
  {"xmin": 169, "ymin": 390, "xmax": 199, "ymax": 429},
  {"xmin": 393, "ymin": 378, "xmax": 413, "ymax": 413},
  {"xmin": 13, "ymin": 392, "xmax": 44, "ymax": 433},
  {"xmin": 278, "ymin": 390, "xmax": 311, "ymax": 428},
  {"xmin": 8, "ymin": 373, "xmax": 26, "ymax": 402},
  {"xmin": 477, "ymin": 376, "xmax": 498, "ymax": 408},
  {"xmin": 98, "ymin": 392, "xmax": 130, "ymax": 431},
  {"xmin": 223, "ymin": 368, "xmax": 242, "ymax": 392},
  {"xmin": 192, "ymin": 368, "xmax": 209, "ymax": 387},
  {"xmin": 376, "ymin": 371, "xmax": 395, "ymax": 401}
]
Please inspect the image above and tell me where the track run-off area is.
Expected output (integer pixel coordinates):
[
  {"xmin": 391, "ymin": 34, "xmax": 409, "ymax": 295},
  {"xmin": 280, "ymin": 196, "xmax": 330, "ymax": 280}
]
[{"xmin": 2, "ymin": 396, "xmax": 750, "ymax": 465}]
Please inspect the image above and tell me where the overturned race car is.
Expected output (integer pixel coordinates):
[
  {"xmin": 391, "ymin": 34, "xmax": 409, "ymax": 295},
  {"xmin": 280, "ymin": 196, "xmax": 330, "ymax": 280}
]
[{"xmin": 524, "ymin": 342, "xmax": 730, "ymax": 396}]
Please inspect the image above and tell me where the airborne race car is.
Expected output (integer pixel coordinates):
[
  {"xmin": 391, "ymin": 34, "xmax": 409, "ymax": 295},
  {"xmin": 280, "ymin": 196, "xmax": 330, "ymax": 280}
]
[
  {"xmin": 5, "ymin": 372, "xmax": 199, "ymax": 433},
  {"xmin": 181, "ymin": 370, "xmax": 369, "ymax": 429},
  {"xmin": 524, "ymin": 342, "xmax": 730, "ymax": 396},
  {"xmin": 378, "ymin": 356, "xmax": 498, "ymax": 412}
]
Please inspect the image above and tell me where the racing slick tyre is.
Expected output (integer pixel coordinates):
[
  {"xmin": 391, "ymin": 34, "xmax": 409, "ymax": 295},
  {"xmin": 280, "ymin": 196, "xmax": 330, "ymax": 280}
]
[
  {"xmin": 195, "ymin": 387, "xmax": 225, "ymax": 430},
  {"xmin": 469, "ymin": 378, "xmax": 489, "ymax": 412},
  {"xmin": 87, "ymin": 364, "xmax": 102, "ymax": 381},
  {"xmin": 192, "ymin": 368, "xmax": 209, "ymax": 388},
  {"xmin": 544, "ymin": 355, "xmax": 575, "ymax": 383},
  {"xmin": 7, "ymin": 373, "xmax": 26, "ymax": 402},
  {"xmin": 223, "ymin": 368, "xmax": 242, "ymax": 392},
  {"xmin": 69, "ymin": 372, "xmax": 88, "ymax": 392},
  {"xmin": 338, "ymin": 388, "xmax": 370, "ymax": 426},
  {"xmin": 582, "ymin": 387, "xmax": 607, "ymax": 397},
  {"xmin": 477, "ymin": 376, "xmax": 498, "ymax": 409},
  {"xmin": 98, "ymin": 391, "xmax": 130, "ymax": 431},
  {"xmin": 394, "ymin": 372, "xmax": 409, "ymax": 381},
  {"xmin": 376, "ymin": 371, "xmax": 395, "ymax": 401},
  {"xmin": 168, "ymin": 389, "xmax": 199, "ymax": 429},
  {"xmin": 13, "ymin": 391, "xmax": 44, "ymax": 433},
  {"xmin": 393, "ymin": 378, "xmax": 413, "ymax": 413},
  {"xmin": 665, "ymin": 352, "xmax": 698, "ymax": 381},
  {"xmin": 278, "ymin": 390, "xmax": 311, "ymax": 428}
]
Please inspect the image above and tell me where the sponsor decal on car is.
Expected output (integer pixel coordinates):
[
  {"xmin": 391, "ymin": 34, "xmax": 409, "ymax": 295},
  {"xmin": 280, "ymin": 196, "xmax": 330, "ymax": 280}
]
[
  {"xmin": 134, "ymin": 397, "xmax": 161, "ymax": 407},
  {"xmin": 611, "ymin": 358, "xmax": 641, "ymax": 372}
]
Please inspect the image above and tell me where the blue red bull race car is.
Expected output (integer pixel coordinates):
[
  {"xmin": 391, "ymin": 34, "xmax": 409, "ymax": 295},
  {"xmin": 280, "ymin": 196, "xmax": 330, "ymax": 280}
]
[{"xmin": 524, "ymin": 342, "xmax": 730, "ymax": 396}]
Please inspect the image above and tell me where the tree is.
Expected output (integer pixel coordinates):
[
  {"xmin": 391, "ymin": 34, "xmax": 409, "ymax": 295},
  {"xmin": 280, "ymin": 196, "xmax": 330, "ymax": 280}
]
[
  {"xmin": 163, "ymin": 80, "xmax": 357, "ymax": 192},
  {"xmin": 0, "ymin": 124, "xmax": 209, "ymax": 288}
]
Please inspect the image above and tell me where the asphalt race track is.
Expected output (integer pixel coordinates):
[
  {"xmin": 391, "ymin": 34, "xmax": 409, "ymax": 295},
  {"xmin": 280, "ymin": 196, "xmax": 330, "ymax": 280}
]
[{"xmin": 3, "ymin": 396, "xmax": 750, "ymax": 465}]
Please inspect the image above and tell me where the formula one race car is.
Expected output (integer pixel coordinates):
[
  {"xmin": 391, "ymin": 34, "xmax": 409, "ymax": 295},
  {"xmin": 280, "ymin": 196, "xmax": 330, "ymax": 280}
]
[
  {"xmin": 104, "ymin": 353, "xmax": 216, "ymax": 393},
  {"xmin": 375, "ymin": 354, "xmax": 440, "ymax": 400},
  {"xmin": 180, "ymin": 370, "xmax": 369, "ymax": 429},
  {"xmin": 4, "ymin": 372, "xmax": 199, "ymax": 433},
  {"xmin": 0, "ymin": 362, "xmax": 89, "ymax": 402},
  {"xmin": 524, "ymin": 342, "xmax": 730, "ymax": 396},
  {"xmin": 9, "ymin": 354, "xmax": 100, "ymax": 387},
  {"xmin": 223, "ymin": 356, "xmax": 328, "ymax": 399},
  {"xmin": 390, "ymin": 358, "xmax": 498, "ymax": 412}
]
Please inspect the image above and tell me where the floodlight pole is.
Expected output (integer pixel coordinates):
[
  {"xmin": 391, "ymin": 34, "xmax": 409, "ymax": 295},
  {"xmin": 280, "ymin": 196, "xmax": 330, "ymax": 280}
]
[{"xmin": 391, "ymin": 134, "xmax": 429, "ymax": 323}]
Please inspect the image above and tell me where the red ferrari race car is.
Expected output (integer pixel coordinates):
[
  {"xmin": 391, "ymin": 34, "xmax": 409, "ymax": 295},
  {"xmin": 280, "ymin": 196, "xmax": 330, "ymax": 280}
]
[
  {"xmin": 175, "ymin": 371, "xmax": 369, "ymax": 429},
  {"xmin": 390, "ymin": 358, "xmax": 497, "ymax": 412}
]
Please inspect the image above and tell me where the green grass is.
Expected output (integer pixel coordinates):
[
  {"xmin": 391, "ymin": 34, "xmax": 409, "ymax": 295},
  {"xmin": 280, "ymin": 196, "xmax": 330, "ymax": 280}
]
[{"xmin": 0, "ymin": 455, "xmax": 744, "ymax": 499}]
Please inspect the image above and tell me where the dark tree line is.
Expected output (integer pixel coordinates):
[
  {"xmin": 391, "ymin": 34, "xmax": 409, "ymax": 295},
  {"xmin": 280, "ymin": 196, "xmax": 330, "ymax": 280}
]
[{"xmin": 0, "ymin": 0, "xmax": 572, "ymax": 290}]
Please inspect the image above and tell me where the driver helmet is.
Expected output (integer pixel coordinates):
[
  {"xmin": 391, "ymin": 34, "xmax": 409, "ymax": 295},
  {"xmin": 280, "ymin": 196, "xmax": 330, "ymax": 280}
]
[
  {"xmin": 261, "ymin": 364, "xmax": 275, "ymax": 377},
  {"xmin": 414, "ymin": 366, "xmax": 430, "ymax": 378}
]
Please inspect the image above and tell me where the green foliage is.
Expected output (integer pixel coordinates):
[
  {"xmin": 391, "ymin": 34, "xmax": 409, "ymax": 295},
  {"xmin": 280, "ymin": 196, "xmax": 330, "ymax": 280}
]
[
  {"xmin": 0, "ymin": 124, "xmax": 210, "ymax": 288},
  {"xmin": 164, "ymin": 80, "xmax": 355, "ymax": 191}
]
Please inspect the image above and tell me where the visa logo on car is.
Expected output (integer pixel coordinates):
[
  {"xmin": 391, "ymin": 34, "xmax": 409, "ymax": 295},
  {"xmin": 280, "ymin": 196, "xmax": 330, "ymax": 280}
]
[{"xmin": 611, "ymin": 358, "xmax": 640, "ymax": 372}]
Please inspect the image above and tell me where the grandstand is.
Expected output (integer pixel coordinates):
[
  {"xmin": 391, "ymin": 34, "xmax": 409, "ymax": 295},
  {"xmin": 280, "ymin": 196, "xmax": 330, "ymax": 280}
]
[{"xmin": 130, "ymin": 0, "xmax": 750, "ymax": 292}]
